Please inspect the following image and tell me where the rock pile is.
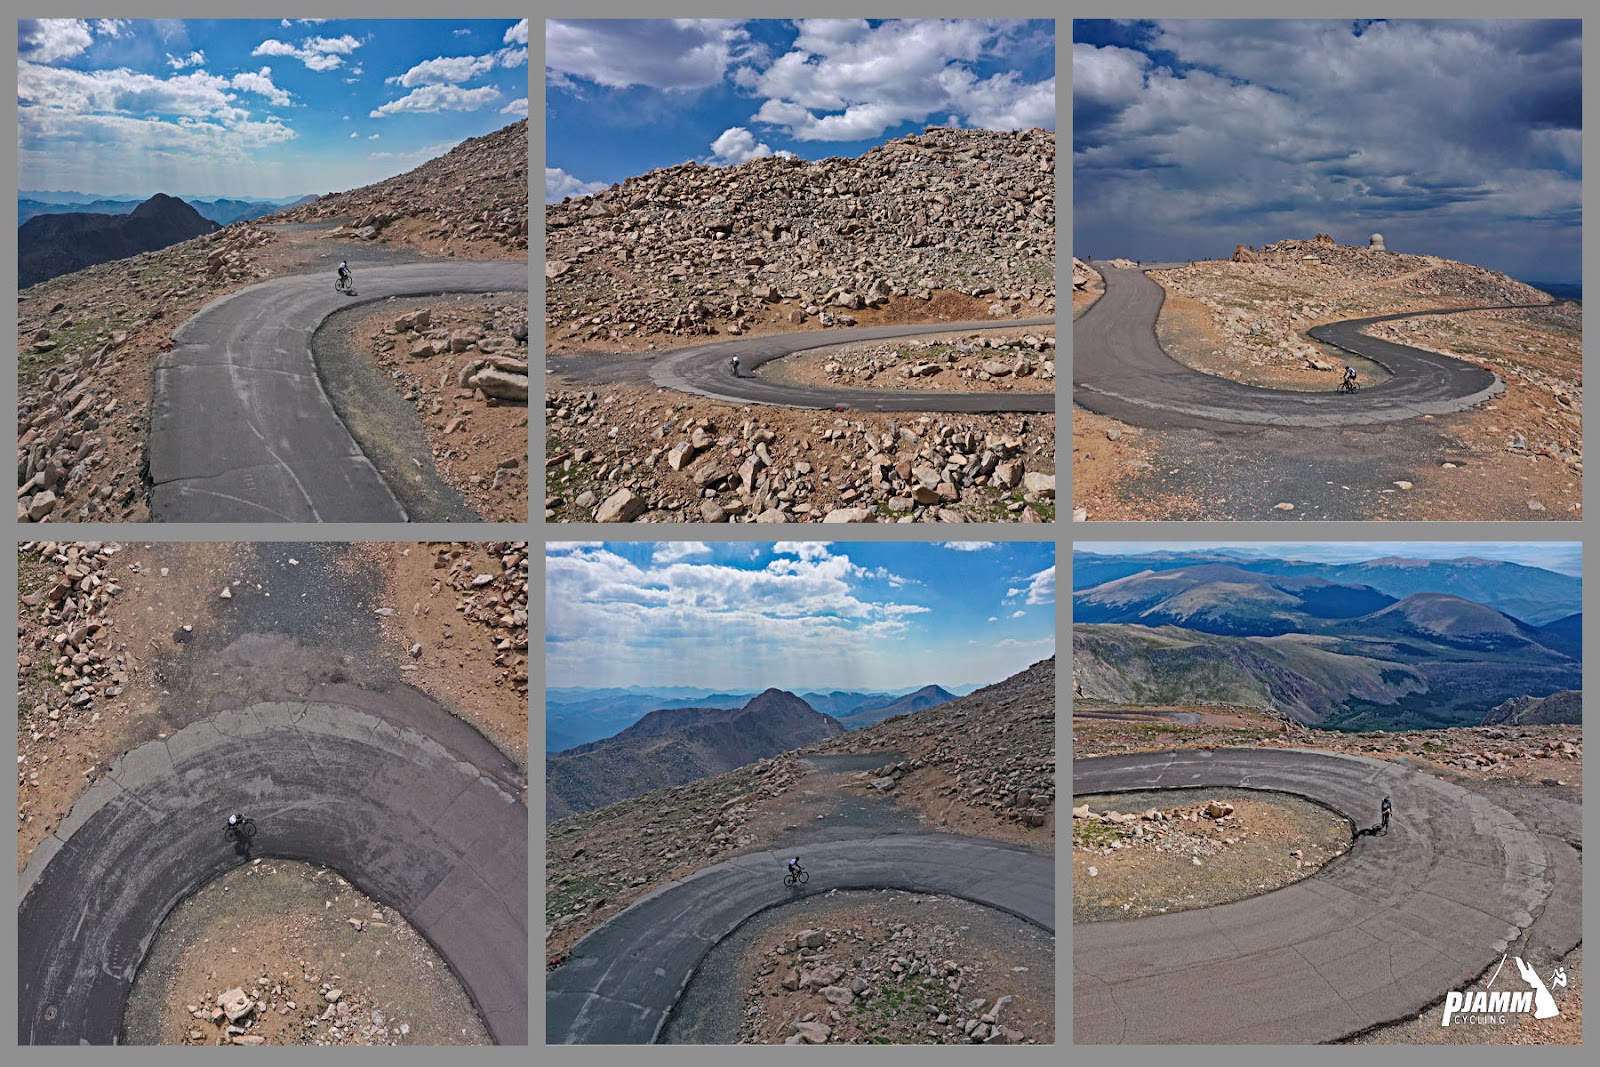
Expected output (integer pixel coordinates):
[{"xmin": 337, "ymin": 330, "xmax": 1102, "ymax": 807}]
[
  {"xmin": 749, "ymin": 921, "xmax": 1031, "ymax": 1045},
  {"xmin": 277, "ymin": 120, "xmax": 528, "ymax": 256},
  {"xmin": 418, "ymin": 543, "xmax": 528, "ymax": 697},
  {"xmin": 546, "ymin": 127, "xmax": 1054, "ymax": 346},
  {"xmin": 545, "ymin": 399, "xmax": 1054, "ymax": 523},
  {"xmin": 185, "ymin": 962, "xmax": 412, "ymax": 1046},
  {"xmin": 817, "ymin": 333, "xmax": 1054, "ymax": 386},
  {"xmin": 17, "ymin": 541, "xmax": 129, "ymax": 725},
  {"xmin": 383, "ymin": 304, "xmax": 530, "ymax": 405},
  {"xmin": 1072, "ymin": 798, "xmax": 1248, "ymax": 861}
]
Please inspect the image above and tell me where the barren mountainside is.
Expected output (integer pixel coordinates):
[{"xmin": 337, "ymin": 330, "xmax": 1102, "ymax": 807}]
[
  {"xmin": 19, "ymin": 194, "xmax": 221, "ymax": 289},
  {"xmin": 545, "ymin": 688, "xmax": 844, "ymax": 822},
  {"xmin": 273, "ymin": 119, "xmax": 528, "ymax": 258},
  {"xmin": 546, "ymin": 126, "xmax": 1054, "ymax": 347}
]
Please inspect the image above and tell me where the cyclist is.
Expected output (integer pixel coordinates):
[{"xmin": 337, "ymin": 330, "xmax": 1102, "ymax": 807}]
[
  {"xmin": 1381, "ymin": 796, "xmax": 1392, "ymax": 833},
  {"xmin": 787, "ymin": 856, "xmax": 802, "ymax": 878},
  {"xmin": 729, "ymin": 354, "xmax": 740, "ymax": 377},
  {"xmin": 1342, "ymin": 365, "xmax": 1358, "ymax": 391},
  {"xmin": 337, "ymin": 260, "xmax": 352, "ymax": 290}
]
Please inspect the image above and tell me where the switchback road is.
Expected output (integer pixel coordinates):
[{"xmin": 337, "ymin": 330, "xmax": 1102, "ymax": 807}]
[
  {"xmin": 1074, "ymin": 262, "xmax": 1519, "ymax": 428},
  {"xmin": 149, "ymin": 261, "xmax": 527, "ymax": 522},
  {"xmin": 1073, "ymin": 747, "xmax": 1580, "ymax": 1043}
]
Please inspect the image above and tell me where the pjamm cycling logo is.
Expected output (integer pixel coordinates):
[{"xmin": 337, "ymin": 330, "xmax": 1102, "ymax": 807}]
[{"xmin": 1440, "ymin": 954, "xmax": 1568, "ymax": 1027}]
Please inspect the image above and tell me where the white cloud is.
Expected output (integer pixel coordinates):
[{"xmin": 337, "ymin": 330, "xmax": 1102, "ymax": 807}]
[
  {"xmin": 652, "ymin": 542, "xmax": 712, "ymax": 563},
  {"xmin": 252, "ymin": 34, "xmax": 362, "ymax": 73},
  {"xmin": 19, "ymin": 19, "xmax": 96, "ymax": 64},
  {"xmin": 987, "ymin": 616, "xmax": 999, "ymax": 622},
  {"xmin": 546, "ymin": 18, "xmax": 753, "ymax": 91},
  {"xmin": 709, "ymin": 126, "xmax": 774, "ymax": 165},
  {"xmin": 1021, "ymin": 565, "xmax": 1054, "ymax": 605},
  {"xmin": 350, "ymin": 131, "xmax": 358, "ymax": 138},
  {"xmin": 746, "ymin": 18, "xmax": 1054, "ymax": 142},
  {"xmin": 92, "ymin": 19, "xmax": 130, "ymax": 39},
  {"xmin": 230, "ymin": 67, "xmax": 292, "ymax": 107},
  {"xmin": 167, "ymin": 50, "xmax": 207, "ymax": 70},
  {"xmin": 500, "ymin": 97, "xmax": 529, "ymax": 117},
  {"xmin": 453, "ymin": 28, "xmax": 472, "ymax": 38},
  {"xmin": 941, "ymin": 542, "xmax": 997, "ymax": 551},
  {"xmin": 504, "ymin": 19, "xmax": 528, "ymax": 46},
  {"xmin": 397, "ymin": 54, "xmax": 498, "ymax": 88},
  {"xmin": 370, "ymin": 84, "xmax": 500, "ymax": 118},
  {"xmin": 546, "ymin": 167, "xmax": 606, "ymax": 202},
  {"xmin": 21, "ymin": 61, "xmax": 257, "ymax": 123},
  {"xmin": 368, "ymin": 133, "xmax": 379, "ymax": 140},
  {"xmin": 1010, "ymin": 610, "xmax": 1026, "ymax": 619}
]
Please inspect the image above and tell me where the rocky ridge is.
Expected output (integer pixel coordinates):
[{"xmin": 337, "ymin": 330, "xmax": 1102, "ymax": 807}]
[
  {"xmin": 546, "ymin": 127, "xmax": 1053, "ymax": 348},
  {"xmin": 275, "ymin": 120, "xmax": 528, "ymax": 258}
]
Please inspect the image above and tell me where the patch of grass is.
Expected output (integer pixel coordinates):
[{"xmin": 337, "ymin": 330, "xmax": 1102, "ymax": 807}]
[
  {"xmin": 545, "ymin": 874, "xmax": 602, "ymax": 922},
  {"xmin": 845, "ymin": 974, "xmax": 950, "ymax": 1044},
  {"xmin": 1072, "ymin": 820, "xmax": 1123, "ymax": 849}
]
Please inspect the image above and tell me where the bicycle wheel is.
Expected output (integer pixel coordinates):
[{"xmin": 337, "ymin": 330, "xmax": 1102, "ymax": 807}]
[
  {"xmin": 798, "ymin": 869, "xmax": 809, "ymax": 884},
  {"xmin": 241, "ymin": 820, "xmax": 256, "ymax": 840},
  {"xmin": 784, "ymin": 874, "xmax": 796, "ymax": 887}
]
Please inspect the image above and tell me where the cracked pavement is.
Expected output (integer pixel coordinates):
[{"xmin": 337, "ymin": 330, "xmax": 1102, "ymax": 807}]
[
  {"xmin": 1072, "ymin": 748, "xmax": 1577, "ymax": 1043},
  {"xmin": 148, "ymin": 260, "xmax": 528, "ymax": 522},
  {"xmin": 1074, "ymin": 262, "xmax": 1513, "ymax": 429},
  {"xmin": 547, "ymin": 833, "xmax": 1053, "ymax": 1044},
  {"xmin": 17, "ymin": 691, "xmax": 528, "ymax": 1045}
]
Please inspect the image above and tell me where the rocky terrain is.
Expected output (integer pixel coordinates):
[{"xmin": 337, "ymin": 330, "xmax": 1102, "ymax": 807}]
[
  {"xmin": 740, "ymin": 903, "xmax": 1046, "ymax": 1045},
  {"xmin": 1482, "ymin": 690, "xmax": 1583, "ymax": 727},
  {"xmin": 16, "ymin": 121, "xmax": 528, "ymax": 524},
  {"xmin": 343, "ymin": 298, "xmax": 528, "ymax": 521},
  {"xmin": 546, "ymin": 689, "xmax": 845, "ymax": 822},
  {"xmin": 765, "ymin": 329, "xmax": 1054, "ymax": 394},
  {"xmin": 546, "ymin": 127, "xmax": 1053, "ymax": 350},
  {"xmin": 545, "ymin": 394, "xmax": 1054, "ymax": 523},
  {"xmin": 1072, "ymin": 790, "xmax": 1351, "ymax": 921},
  {"xmin": 276, "ymin": 119, "xmax": 527, "ymax": 260},
  {"xmin": 546, "ymin": 657, "xmax": 1056, "ymax": 963},
  {"xmin": 19, "ymin": 193, "xmax": 222, "ymax": 288}
]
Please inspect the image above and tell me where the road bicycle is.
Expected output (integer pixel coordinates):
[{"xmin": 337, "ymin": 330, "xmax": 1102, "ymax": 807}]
[
  {"xmin": 336, "ymin": 273, "xmax": 355, "ymax": 294},
  {"xmin": 1338, "ymin": 377, "xmax": 1360, "ymax": 393},
  {"xmin": 224, "ymin": 817, "xmax": 257, "ymax": 845},
  {"xmin": 784, "ymin": 866, "xmax": 809, "ymax": 887}
]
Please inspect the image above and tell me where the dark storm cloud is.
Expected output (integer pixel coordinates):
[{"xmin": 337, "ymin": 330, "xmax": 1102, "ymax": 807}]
[{"xmin": 1073, "ymin": 19, "xmax": 1582, "ymax": 280}]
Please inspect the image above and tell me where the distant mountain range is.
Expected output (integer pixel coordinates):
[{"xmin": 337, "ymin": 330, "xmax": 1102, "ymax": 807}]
[
  {"xmin": 18, "ymin": 192, "xmax": 316, "ymax": 226},
  {"xmin": 1073, "ymin": 560, "xmax": 1581, "ymax": 731},
  {"xmin": 547, "ymin": 682, "xmax": 967, "ymax": 751},
  {"xmin": 18, "ymin": 194, "xmax": 221, "ymax": 289},
  {"xmin": 546, "ymin": 689, "xmax": 844, "ymax": 822},
  {"xmin": 1072, "ymin": 551, "xmax": 1581, "ymax": 626}
]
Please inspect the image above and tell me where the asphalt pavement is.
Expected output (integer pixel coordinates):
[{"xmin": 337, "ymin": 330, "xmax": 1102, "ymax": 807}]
[
  {"xmin": 645, "ymin": 318, "xmax": 1057, "ymax": 412},
  {"xmin": 548, "ymin": 833, "xmax": 1054, "ymax": 1043},
  {"xmin": 148, "ymin": 261, "xmax": 527, "ymax": 522},
  {"xmin": 1074, "ymin": 262, "xmax": 1513, "ymax": 428},
  {"xmin": 1072, "ymin": 748, "xmax": 1575, "ymax": 1043},
  {"xmin": 17, "ymin": 688, "xmax": 529, "ymax": 1045}
]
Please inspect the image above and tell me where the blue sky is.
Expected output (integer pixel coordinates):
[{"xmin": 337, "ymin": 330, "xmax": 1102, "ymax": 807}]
[
  {"xmin": 546, "ymin": 18, "xmax": 1055, "ymax": 201},
  {"xmin": 1074, "ymin": 19, "xmax": 1582, "ymax": 282},
  {"xmin": 546, "ymin": 541, "xmax": 1056, "ymax": 691},
  {"xmin": 17, "ymin": 18, "xmax": 528, "ymax": 200},
  {"xmin": 1075, "ymin": 542, "xmax": 1582, "ymax": 578}
]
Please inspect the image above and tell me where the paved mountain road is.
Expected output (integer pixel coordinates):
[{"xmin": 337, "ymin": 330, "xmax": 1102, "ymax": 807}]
[
  {"xmin": 551, "ymin": 319, "xmax": 1057, "ymax": 412},
  {"xmin": 547, "ymin": 834, "xmax": 1054, "ymax": 1044},
  {"xmin": 17, "ymin": 690, "xmax": 529, "ymax": 1045},
  {"xmin": 1073, "ymin": 748, "xmax": 1580, "ymax": 1043},
  {"xmin": 1074, "ymin": 262, "xmax": 1522, "ymax": 428},
  {"xmin": 148, "ymin": 261, "xmax": 528, "ymax": 522}
]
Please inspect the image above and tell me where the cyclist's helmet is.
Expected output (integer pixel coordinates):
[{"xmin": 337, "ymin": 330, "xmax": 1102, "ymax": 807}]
[{"xmin": 228, "ymin": 813, "xmax": 239, "ymax": 826}]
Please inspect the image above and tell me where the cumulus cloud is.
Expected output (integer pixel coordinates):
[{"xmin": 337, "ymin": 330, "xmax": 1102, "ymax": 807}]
[
  {"xmin": 505, "ymin": 19, "xmax": 528, "ymax": 46},
  {"xmin": 1073, "ymin": 19, "xmax": 1581, "ymax": 278},
  {"xmin": 940, "ymin": 542, "xmax": 997, "ymax": 551},
  {"xmin": 1022, "ymin": 565, "xmax": 1055, "ymax": 605},
  {"xmin": 745, "ymin": 19, "xmax": 1054, "ymax": 142},
  {"xmin": 19, "ymin": 19, "xmax": 97, "ymax": 63},
  {"xmin": 546, "ymin": 18, "xmax": 754, "ymax": 91},
  {"xmin": 229, "ymin": 67, "xmax": 292, "ymax": 107},
  {"xmin": 547, "ymin": 167, "xmax": 606, "ymax": 202},
  {"xmin": 369, "ymin": 84, "xmax": 500, "ymax": 118},
  {"xmin": 396, "ymin": 54, "xmax": 498, "ymax": 88},
  {"xmin": 709, "ymin": 126, "xmax": 774, "ymax": 165},
  {"xmin": 500, "ymin": 97, "xmax": 528, "ymax": 117},
  {"xmin": 252, "ymin": 34, "xmax": 361, "ymax": 72},
  {"xmin": 167, "ymin": 50, "xmax": 206, "ymax": 70},
  {"xmin": 652, "ymin": 542, "xmax": 712, "ymax": 563}
]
